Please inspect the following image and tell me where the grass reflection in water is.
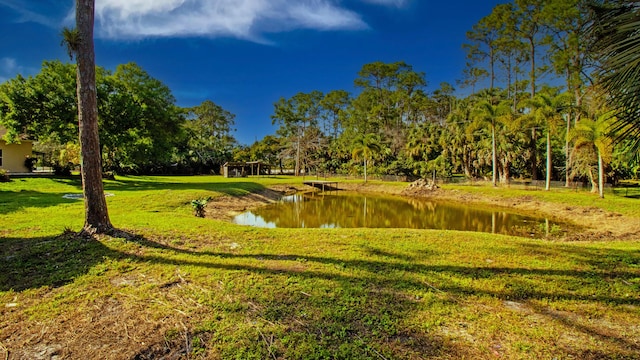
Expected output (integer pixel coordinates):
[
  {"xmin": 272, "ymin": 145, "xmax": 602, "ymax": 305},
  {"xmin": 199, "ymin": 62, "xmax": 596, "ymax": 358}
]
[{"xmin": 234, "ymin": 192, "xmax": 567, "ymax": 238}]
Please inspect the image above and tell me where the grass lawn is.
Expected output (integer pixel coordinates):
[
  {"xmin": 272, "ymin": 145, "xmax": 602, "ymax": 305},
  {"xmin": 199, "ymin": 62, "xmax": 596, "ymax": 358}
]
[{"xmin": 1, "ymin": 175, "xmax": 639, "ymax": 359}]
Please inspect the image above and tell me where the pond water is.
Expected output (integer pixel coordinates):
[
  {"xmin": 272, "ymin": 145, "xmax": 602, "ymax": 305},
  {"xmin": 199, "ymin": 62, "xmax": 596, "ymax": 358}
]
[{"xmin": 233, "ymin": 192, "xmax": 568, "ymax": 238}]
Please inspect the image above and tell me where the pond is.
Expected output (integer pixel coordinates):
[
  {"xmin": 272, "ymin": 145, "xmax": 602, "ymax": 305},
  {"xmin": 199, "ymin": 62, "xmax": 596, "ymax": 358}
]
[{"xmin": 233, "ymin": 192, "xmax": 569, "ymax": 238}]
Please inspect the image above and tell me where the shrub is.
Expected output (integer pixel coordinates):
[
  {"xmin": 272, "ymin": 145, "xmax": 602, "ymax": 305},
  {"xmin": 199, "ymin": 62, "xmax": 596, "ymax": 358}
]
[
  {"xmin": 0, "ymin": 169, "xmax": 10, "ymax": 182},
  {"xmin": 53, "ymin": 163, "xmax": 72, "ymax": 176},
  {"xmin": 24, "ymin": 157, "xmax": 37, "ymax": 172},
  {"xmin": 191, "ymin": 197, "xmax": 211, "ymax": 218},
  {"xmin": 102, "ymin": 171, "xmax": 116, "ymax": 180}
]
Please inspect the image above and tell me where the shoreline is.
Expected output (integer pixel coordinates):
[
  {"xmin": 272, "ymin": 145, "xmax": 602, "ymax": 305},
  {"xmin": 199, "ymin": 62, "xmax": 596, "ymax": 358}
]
[{"xmin": 205, "ymin": 182, "xmax": 640, "ymax": 242}]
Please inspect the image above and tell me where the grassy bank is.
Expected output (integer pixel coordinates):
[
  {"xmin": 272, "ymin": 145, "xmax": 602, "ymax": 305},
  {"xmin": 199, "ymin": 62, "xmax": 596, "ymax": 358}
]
[{"xmin": 1, "ymin": 176, "xmax": 639, "ymax": 359}]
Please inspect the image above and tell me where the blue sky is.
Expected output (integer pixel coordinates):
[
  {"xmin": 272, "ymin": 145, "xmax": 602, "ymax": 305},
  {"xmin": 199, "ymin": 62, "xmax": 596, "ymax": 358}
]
[{"xmin": 0, "ymin": 0, "xmax": 503, "ymax": 145}]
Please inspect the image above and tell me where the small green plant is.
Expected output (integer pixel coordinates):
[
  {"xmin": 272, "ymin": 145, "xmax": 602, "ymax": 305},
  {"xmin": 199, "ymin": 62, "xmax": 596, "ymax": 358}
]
[
  {"xmin": 191, "ymin": 197, "xmax": 211, "ymax": 217},
  {"xmin": 0, "ymin": 169, "xmax": 10, "ymax": 182}
]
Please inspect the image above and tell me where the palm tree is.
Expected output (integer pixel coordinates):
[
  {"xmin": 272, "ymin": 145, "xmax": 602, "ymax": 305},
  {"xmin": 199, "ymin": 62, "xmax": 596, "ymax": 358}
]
[
  {"xmin": 444, "ymin": 99, "xmax": 476, "ymax": 178},
  {"xmin": 588, "ymin": 1, "xmax": 640, "ymax": 152},
  {"xmin": 525, "ymin": 91, "xmax": 572, "ymax": 191},
  {"xmin": 472, "ymin": 89, "xmax": 511, "ymax": 186},
  {"xmin": 569, "ymin": 112, "xmax": 613, "ymax": 198},
  {"xmin": 352, "ymin": 133, "xmax": 382, "ymax": 183}
]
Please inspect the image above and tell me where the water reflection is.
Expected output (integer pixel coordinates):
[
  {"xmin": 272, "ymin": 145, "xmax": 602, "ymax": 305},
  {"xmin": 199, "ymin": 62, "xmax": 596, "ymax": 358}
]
[{"xmin": 233, "ymin": 192, "xmax": 564, "ymax": 237}]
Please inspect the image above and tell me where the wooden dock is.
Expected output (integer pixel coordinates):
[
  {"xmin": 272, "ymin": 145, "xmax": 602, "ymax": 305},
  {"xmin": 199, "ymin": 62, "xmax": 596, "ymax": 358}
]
[{"xmin": 303, "ymin": 180, "xmax": 339, "ymax": 192}]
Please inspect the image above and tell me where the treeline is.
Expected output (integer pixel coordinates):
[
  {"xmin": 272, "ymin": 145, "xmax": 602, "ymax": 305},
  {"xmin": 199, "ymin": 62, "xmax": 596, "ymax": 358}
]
[
  {"xmin": 236, "ymin": 64, "xmax": 636, "ymax": 191},
  {"xmin": 236, "ymin": 0, "xmax": 640, "ymax": 197},
  {"xmin": 0, "ymin": 61, "xmax": 236, "ymax": 175}
]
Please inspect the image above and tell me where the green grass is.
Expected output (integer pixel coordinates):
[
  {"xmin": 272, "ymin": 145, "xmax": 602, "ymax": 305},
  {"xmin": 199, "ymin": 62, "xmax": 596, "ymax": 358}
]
[
  {"xmin": 442, "ymin": 181, "xmax": 640, "ymax": 218},
  {"xmin": 1, "ymin": 175, "xmax": 639, "ymax": 359}
]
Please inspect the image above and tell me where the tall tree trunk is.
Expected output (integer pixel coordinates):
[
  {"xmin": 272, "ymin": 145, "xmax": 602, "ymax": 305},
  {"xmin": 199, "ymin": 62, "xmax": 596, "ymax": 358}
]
[
  {"xmin": 502, "ymin": 159, "xmax": 511, "ymax": 185},
  {"xmin": 588, "ymin": 167, "xmax": 598, "ymax": 194},
  {"xmin": 598, "ymin": 151, "xmax": 604, "ymax": 198},
  {"xmin": 76, "ymin": 0, "xmax": 112, "ymax": 235},
  {"xmin": 490, "ymin": 47, "xmax": 495, "ymax": 90},
  {"xmin": 565, "ymin": 67, "xmax": 571, "ymax": 188},
  {"xmin": 531, "ymin": 128, "xmax": 538, "ymax": 181},
  {"xmin": 545, "ymin": 130, "xmax": 551, "ymax": 191},
  {"xmin": 565, "ymin": 112, "xmax": 571, "ymax": 187},
  {"xmin": 492, "ymin": 122, "xmax": 497, "ymax": 187},
  {"xmin": 463, "ymin": 150, "xmax": 472, "ymax": 178},
  {"xmin": 364, "ymin": 159, "xmax": 368, "ymax": 183},
  {"xmin": 295, "ymin": 130, "xmax": 301, "ymax": 177},
  {"xmin": 529, "ymin": 37, "xmax": 536, "ymax": 98}
]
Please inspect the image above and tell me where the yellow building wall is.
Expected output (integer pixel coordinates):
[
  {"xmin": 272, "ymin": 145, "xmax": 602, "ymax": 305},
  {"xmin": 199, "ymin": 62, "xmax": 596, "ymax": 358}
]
[{"xmin": 0, "ymin": 140, "xmax": 33, "ymax": 173}]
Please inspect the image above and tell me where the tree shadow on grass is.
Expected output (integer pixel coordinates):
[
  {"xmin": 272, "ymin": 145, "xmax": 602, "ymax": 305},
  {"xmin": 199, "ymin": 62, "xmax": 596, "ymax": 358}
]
[
  {"xmin": 50, "ymin": 175, "xmax": 272, "ymax": 196},
  {"xmin": 3, "ymin": 230, "xmax": 639, "ymax": 358},
  {"xmin": 100, "ymin": 177, "xmax": 271, "ymax": 196},
  {"xmin": 0, "ymin": 231, "xmax": 462, "ymax": 358},
  {"xmin": 2, "ymin": 178, "xmax": 281, "ymax": 217},
  {"xmin": 134, "ymin": 237, "xmax": 640, "ymax": 357},
  {"xmin": 0, "ymin": 190, "xmax": 80, "ymax": 215},
  {"xmin": 0, "ymin": 231, "xmax": 126, "ymax": 292}
]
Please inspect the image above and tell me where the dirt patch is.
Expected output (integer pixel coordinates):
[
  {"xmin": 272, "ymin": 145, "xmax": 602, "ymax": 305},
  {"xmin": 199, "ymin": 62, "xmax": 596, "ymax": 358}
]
[{"xmin": 205, "ymin": 185, "xmax": 302, "ymax": 221}]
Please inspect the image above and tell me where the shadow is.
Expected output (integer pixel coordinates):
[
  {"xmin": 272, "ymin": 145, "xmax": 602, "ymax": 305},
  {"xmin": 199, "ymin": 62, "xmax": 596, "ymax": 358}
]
[
  {"xmin": 0, "ymin": 232, "xmax": 125, "ymax": 291},
  {"xmin": 94, "ymin": 232, "xmax": 640, "ymax": 305},
  {"xmin": 529, "ymin": 302, "xmax": 640, "ymax": 355},
  {"xmin": 2, "ymin": 176, "xmax": 278, "ymax": 216},
  {"xmin": 121, "ymin": 235, "xmax": 640, "ymax": 355},
  {"xmin": 51, "ymin": 175, "xmax": 270, "ymax": 196},
  {"xmin": 359, "ymin": 245, "xmax": 419, "ymax": 262},
  {"xmin": 0, "ymin": 190, "xmax": 80, "ymax": 215},
  {"xmin": 3, "ymin": 229, "xmax": 639, "ymax": 358},
  {"xmin": 1, "ymin": 230, "xmax": 463, "ymax": 358},
  {"xmin": 98, "ymin": 176, "xmax": 270, "ymax": 195}
]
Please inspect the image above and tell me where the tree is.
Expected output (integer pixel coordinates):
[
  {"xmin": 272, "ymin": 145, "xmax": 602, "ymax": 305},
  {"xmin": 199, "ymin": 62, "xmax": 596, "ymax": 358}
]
[
  {"xmin": 248, "ymin": 135, "xmax": 283, "ymax": 171},
  {"xmin": 430, "ymin": 82, "xmax": 456, "ymax": 124},
  {"xmin": 320, "ymin": 90, "xmax": 351, "ymax": 139},
  {"xmin": 525, "ymin": 90, "xmax": 572, "ymax": 190},
  {"xmin": 544, "ymin": 0, "xmax": 590, "ymax": 186},
  {"xmin": 98, "ymin": 63, "xmax": 185, "ymax": 173},
  {"xmin": 459, "ymin": 66, "xmax": 488, "ymax": 95},
  {"xmin": 464, "ymin": 6, "xmax": 505, "ymax": 89},
  {"xmin": 570, "ymin": 113, "xmax": 613, "ymax": 198},
  {"xmin": 0, "ymin": 61, "xmax": 77, "ymax": 145},
  {"xmin": 514, "ymin": 0, "xmax": 548, "ymax": 98},
  {"xmin": 443, "ymin": 98, "xmax": 477, "ymax": 178},
  {"xmin": 271, "ymin": 91, "xmax": 323, "ymax": 176},
  {"xmin": 587, "ymin": 1, "xmax": 640, "ymax": 152},
  {"xmin": 351, "ymin": 61, "xmax": 426, "ymax": 165},
  {"xmin": 406, "ymin": 122, "xmax": 444, "ymax": 178},
  {"xmin": 473, "ymin": 91, "xmax": 500, "ymax": 186},
  {"xmin": 65, "ymin": 0, "xmax": 113, "ymax": 234},
  {"xmin": 184, "ymin": 100, "xmax": 236, "ymax": 173},
  {"xmin": 352, "ymin": 133, "xmax": 382, "ymax": 183}
]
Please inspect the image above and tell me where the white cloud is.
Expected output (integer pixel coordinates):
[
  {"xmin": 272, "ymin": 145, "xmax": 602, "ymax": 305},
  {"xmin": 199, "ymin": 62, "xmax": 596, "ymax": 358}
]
[
  {"xmin": 1, "ymin": 0, "xmax": 408, "ymax": 42},
  {"xmin": 94, "ymin": 0, "xmax": 370, "ymax": 40},
  {"xmin": 0, "ymin": 57, "xmax": 23, "ymax": 83},
  {"xmin": 0, "ymin": 0, "xmax": 61, "ymax": 28}
]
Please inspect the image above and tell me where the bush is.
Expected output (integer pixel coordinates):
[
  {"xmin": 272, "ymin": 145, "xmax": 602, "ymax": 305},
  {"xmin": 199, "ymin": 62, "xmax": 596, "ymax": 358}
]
[
  {"xmin": 191, "ymin": 197, "xmax": 211, "ymax": 218},
  {"xmin": 102, "ymin": 171, "xmax": 116, "ymax": 180},
  {"xmin": 24, "ymin": 157, "xmax": 37, "ymax": 172},
  {"xmin": 53, "ymin": 163, "xmax": 72, "ymax": 176},
  {"xmin": 0, "ymin": 169, "xmax": 10, "ymax": 182}
]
